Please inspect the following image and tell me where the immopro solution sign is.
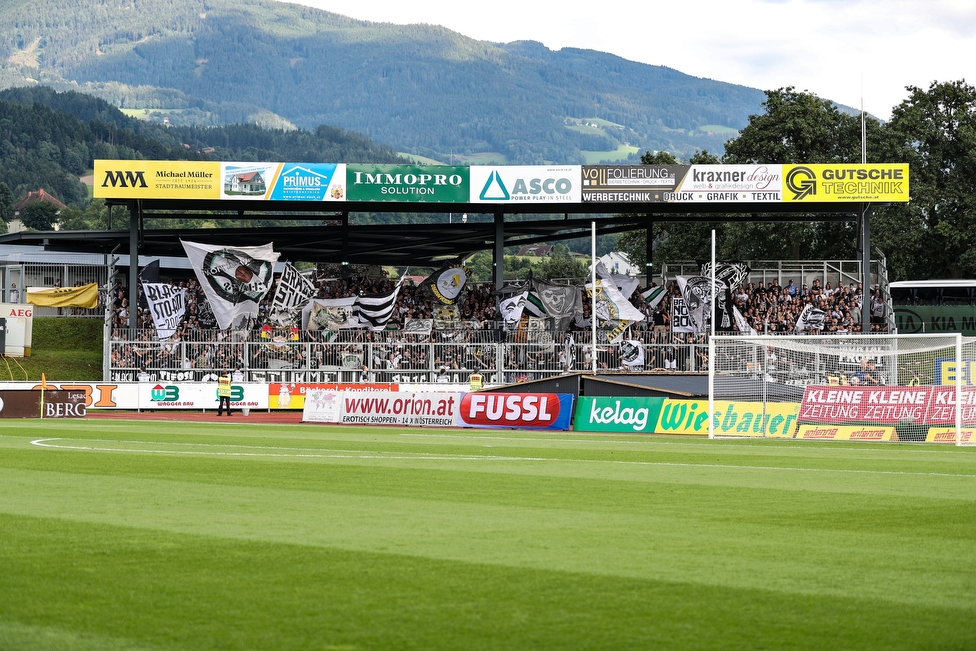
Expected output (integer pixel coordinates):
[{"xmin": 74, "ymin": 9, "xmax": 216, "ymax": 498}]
[{"xmin": 347, "ymin": 164, "xmax": 468, "ymax": 202}]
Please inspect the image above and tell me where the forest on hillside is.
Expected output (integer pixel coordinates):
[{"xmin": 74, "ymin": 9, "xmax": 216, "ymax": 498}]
[{"xmin": 0, "ymin": 0, "xmax": 766, "ymax": 163}]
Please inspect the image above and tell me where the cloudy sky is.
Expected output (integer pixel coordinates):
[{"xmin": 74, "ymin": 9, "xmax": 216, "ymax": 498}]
[{"xmin": 282, "ymin": 0, "xmax": 975, "ymax": 120}]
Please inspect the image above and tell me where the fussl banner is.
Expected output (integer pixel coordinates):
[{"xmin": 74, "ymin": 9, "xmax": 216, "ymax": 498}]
[{"xmin": 457, "ymin": 393, "xmax": 574, "ymax": 430}]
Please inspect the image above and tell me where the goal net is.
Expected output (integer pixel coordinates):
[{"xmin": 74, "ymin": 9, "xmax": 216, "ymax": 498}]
[{"xmin": 708, "ymin": 334, "xmax": 976, "ymax": 445}]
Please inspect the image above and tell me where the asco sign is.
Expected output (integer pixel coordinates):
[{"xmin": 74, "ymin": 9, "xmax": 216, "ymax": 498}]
[{"xmin": 458, "ymin": 393, "xmax": 574, "ymax": 430}]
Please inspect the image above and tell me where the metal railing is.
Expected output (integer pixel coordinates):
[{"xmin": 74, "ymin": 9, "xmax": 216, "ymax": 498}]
[{"xmin": 108, "ymin": 326, "xmax": 710, "ymax": 384}]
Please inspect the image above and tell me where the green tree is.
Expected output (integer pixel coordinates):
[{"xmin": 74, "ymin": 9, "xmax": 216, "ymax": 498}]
[
  {"xmin": 720, "ymin": 87, "xmax": 884, "ymax": 261},
  {"xmin": 19, "ymin": 202, "xmax": 60, "ymax": 231},
  {"xmin": 536, "ymin": 245, "xmax": 588, "ymax": 281},
  {"xmin": 0, "ymin": 182, "xmax": 13, "ymax": 223},
  {"xmin": 617, "ymin": 149, "xmax": 722, "ymax": 272},
  {"xmin": 871, "ymin": 80, "xmax": 976, "ymax": 279}
]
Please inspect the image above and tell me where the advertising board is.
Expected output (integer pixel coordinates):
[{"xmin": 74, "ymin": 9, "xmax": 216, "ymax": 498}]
[
  {"xmin": 457, "ymin": 393, "xmax": 574, "ymax": 430},
  {"xmin": 137, "ymin": 383, "xmax": 268, "ymax": 410},
  {"xmin": 471, "ymin": 166, "xmax": 581, "ymax": 203},
  {"xmin": 347, "ymin": 165, "xmax": 469, "ymax": 202},
  {"xmin": 573, "ymin": 396, "xmax": 665, "ymax": 433}
]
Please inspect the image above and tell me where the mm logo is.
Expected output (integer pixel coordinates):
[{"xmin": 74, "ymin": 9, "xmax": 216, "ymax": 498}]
[
  {"xmin": 102, "ymin": 170, "xmax": 148, "ymax": 188},
  {"xmin": 150, "ymin": 385, "xmax": 179, "ymax": 402}
]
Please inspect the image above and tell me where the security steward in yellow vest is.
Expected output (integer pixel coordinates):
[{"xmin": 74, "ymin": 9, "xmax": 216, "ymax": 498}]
[
  {"xmin": 217, "ymin": 371, "xmax": 233, "ymax": 416},
  {"xmin": 469, "ymin": 371, "xmax": 483, "ymax": 392}
]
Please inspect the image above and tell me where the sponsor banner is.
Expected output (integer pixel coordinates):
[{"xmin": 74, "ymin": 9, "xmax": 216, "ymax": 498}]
[
  {"xmin": 925, "ymin": 427, "xmax": 976, "ymax": 444},
  {"xmin": 581, "ymin": 165, "xmax": 687, "ymax": 202},
  {"xmin": 302, "ymin": 389, "xmax": 343, "ymax": 423},
  {"xmin": 270, "ymin": 383, "xmax": 399, "ymax": 409},
  {"xmin": 0, "ymin": 382, "xmax": 138, "ymax": 409},
  {"xmin": 471, "ymin": 166, "xmax": 581, "ymax": 203},
  {"xmin": 220, "ymin": 162, "xmax": 281, "ymax": 200},
  {"xmin": 574, "ymin": 396, "xmax": 665, "ymax": 433},
  {"xmin": 922, "ymin": 386, "xmax": 976, "ymax": 424},
  {"xmin": 655, "ymin": 399, "xmax": 799, "ymax": 437},
  {"xmin": 894, "ymin": 307, "xmax": 976, "ymax": 337},
  {"xmin": 934, "ymin": 358, "xmax": 976, "ymax": 386},
  {"xmin": 336, "ymin": 390, "xmax": 462, "ymax": 426},
  {"xmin": 42, "ymin": 390, "xmax": 88, "ymax": 418},
  {"xmin": 347, "ymin": 164, "xmax": 469, "ymax": 202},
  {"xmin": 796, "ymin": 424, "xmax": 897, "ymax": 441},
  {"xmin": 0, "ymin": 303, "xmax": 33, "ymax": 356},
  {"xmin": 94, "ymin": 160, "xmax": 221, "ymax": 199},
  {"xmin": 782, "ymin": 164, "xmax": 909, "ymax": 203},
  {"xmin": 0, "ymin": 390, "xmax": 87, "ymax": 418},
  {"xmin": 268, "ymin": 163, "xmax": 345, "ymax": 201},
  {"xmin": 798, "ymin": 386, "xmax": 930, "ymax": 424},
  {"xmin": 138, "ymin": 383, "xmax": 269, "ymax": 410},
  {"xmin": 457, "ymin": 393, "xmax": 574, "ymax": 430},
  {"xmin": 27, "ymin": 283, "xmax": 98, "ymax": 308},
  {"xmin": 0, "ymin": 390, "xmax": 41, "ymax": 417},
  {"xmin": 670, "ymin": 165, "xmax": 783, "ymax": 202}
]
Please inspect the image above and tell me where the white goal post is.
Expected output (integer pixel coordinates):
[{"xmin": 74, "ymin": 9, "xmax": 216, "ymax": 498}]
[{"xmin": 708, "ymin": 334, "xmax": 976, "ymax": 445}]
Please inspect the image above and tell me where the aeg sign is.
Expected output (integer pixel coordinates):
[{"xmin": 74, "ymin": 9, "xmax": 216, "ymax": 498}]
[{"xmin": 457, "ymin": 393, "xmax": 574, "ymax": 430}]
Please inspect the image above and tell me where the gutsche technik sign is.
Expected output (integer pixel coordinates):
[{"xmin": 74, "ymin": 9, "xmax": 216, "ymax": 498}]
[{"xmin": 94, "ymin": 161, "xmax": 909, "ymax": 204}]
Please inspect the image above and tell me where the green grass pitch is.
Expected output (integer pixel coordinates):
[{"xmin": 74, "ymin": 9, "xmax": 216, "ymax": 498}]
[{"xmin": 1, "ymin": 419, "xmax": 974, "ymax": 650}]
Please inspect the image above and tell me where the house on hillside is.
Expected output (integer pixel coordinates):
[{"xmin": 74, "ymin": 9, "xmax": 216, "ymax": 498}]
[
  {"xmin": 599, "ymin": 251, "xmax": 640, "ymax": 276},
  {"xmin": 9, "ymin": 189, "xmax": 67, "ymax": 234},
  {"xmin": 516, "ymin": 245, "xmax": 553, "ymax": 257},
  {"xmin": 225, "ymin": 171, "xmax": 267, "ymax": 195}
]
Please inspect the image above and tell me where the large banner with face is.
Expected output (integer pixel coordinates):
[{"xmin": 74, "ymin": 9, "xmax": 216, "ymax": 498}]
[{"xmin": 181, "ymin": 240, "xmax": 279, "ymax": 330}]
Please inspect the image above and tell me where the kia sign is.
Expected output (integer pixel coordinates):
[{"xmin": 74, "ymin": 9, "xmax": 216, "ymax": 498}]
[{"xmin": 457, "ymin": 393, "xmax": 574, "ymax": 430}]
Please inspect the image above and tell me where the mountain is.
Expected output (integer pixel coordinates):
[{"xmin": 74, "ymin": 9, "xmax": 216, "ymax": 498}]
[{"xmin": 0, "ymin": 0, "xmax": 767, "ymax": 163}]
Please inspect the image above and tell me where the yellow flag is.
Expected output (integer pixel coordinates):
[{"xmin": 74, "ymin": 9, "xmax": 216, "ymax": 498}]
[{"xmin": 27, "ymin": 283, "xmax": 99, "ymax": 309}]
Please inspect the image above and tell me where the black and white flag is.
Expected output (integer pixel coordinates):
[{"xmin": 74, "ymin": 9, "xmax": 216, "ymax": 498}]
[
  {"xmin": 532, "ymin": 278, "xmax": 582, "ymax": 332},
  {"xmin": 268, "ymin": 263, "xmax": 316, "ymax": 327},
  {"xmin": 422, "ymin": 263, "xmax": 470, "ymax": 304},
  {"xmin": 795, "ymin": 304, "xmax": 827, "ymax": 334},
  {"xmin": 355, "ymin": 278, "xmax": 404, "ymax": 331},
  {"xmin": 304, "ymin": 297, "xmax": 359, "ymax": 332},
  {"xmin": 142, "ymin": 283, "xmax": 186, "ymax": 339},
  {"xmin": 181, "ymin": 240, "xmax": 279, "ymax": 330},
  {"xmin": 621, "ymin": 339, "xmax": 646, "ymax": 368}
]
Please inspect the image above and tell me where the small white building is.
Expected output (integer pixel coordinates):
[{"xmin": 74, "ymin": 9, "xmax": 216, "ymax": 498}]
[{"xmin": 599, "ymin": 251, "xmax": 640, "ymax": 276}]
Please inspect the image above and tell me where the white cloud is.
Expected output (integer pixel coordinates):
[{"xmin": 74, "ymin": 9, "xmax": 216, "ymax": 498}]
[{"xmin": 281, "ymin": 0, "xmax": 976, "ymax": 120}]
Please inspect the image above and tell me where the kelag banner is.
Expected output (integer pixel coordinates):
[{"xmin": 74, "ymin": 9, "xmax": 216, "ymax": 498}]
[{"xmin": 574, "ymin": 396, "xmax": 665, "ymax": 433}]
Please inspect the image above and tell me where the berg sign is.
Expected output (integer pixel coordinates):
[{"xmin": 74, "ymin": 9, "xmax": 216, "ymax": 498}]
[
  {"xmin": 457, "ymin": 393, "xmax": 574, "ymax": 430},
  {"xmin": 470, "ymin": 166, "xmax": 581, "ymax": 203}
]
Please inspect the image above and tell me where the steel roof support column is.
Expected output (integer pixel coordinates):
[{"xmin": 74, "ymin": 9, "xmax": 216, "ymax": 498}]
[
  {"xmin": 493, "ymin": 209, "xmax": 504, "ymax": 290},
  {"xmin": 646, "ymin": 217, "xmax": 654, "ymax": 281},
  {"xmin": 128, "ymin": 200, "xmax": 141, "ymax": 338},
  {"xmin": 858, "ymin": 203, "xmax": 873, "ymax": 334}
]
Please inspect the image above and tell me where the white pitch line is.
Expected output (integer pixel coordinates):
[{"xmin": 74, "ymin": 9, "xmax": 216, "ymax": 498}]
[
  {"xmin": 28, "ymin": 438, "xmax": 976, "ymax": 478},
  {"xmin": 398, "ymin": 432, "xmax": 976, "ymax": 456}
]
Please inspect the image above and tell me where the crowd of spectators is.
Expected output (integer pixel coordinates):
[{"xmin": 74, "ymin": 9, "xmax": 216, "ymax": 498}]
[{"xmin": 108, "ymin": 270, "xmax": 888, "ymax": 341}]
